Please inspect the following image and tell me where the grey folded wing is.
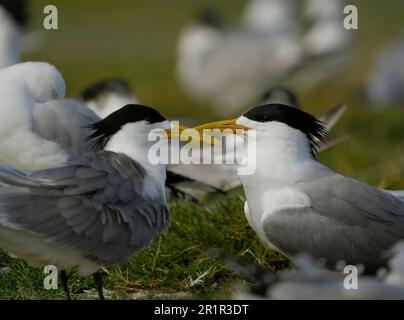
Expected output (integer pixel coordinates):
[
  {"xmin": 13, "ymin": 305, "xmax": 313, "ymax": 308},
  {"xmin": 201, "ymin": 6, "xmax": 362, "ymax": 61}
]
[
  {"xmin": 263, "ymin": 173, "xmax": 404, "ymax": 270},
  {"xmin": 33, "ymin": 99, "xmax": 101, "ymax": 156},
  {"xmin": 0, "ymin": 151, "xmax": 168, "ymax": 266}
]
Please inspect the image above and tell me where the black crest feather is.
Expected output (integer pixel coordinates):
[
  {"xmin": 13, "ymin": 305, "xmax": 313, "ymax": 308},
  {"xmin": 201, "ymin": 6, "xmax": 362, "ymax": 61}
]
[
  {"xmin": 243, "ymin": 103, "xmax": 328, "ymax": 156},
  {"xmin": 86, "ymin": 104, "xmax": 166, "ymax": 150}
]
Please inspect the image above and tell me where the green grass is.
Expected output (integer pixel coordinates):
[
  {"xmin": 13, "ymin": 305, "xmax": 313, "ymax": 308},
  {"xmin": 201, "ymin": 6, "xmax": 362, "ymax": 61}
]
[
  {"xmin": 0, "ymin": 195, "xmax": 288, "ymax": 299},
  {"xmin": 1, "ymin": 0, "xmax": 404, "ymax": 299}
]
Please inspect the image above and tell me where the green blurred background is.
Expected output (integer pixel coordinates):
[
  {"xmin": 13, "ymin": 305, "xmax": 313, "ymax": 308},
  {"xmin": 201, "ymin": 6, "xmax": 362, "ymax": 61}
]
[{"xmin": 24, "ymin": 1, "xmax": 404, "ymax": 190}]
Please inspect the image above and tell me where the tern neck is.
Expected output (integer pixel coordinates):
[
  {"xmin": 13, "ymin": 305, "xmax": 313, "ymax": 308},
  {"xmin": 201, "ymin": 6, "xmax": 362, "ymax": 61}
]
[
  {"xmin": 104, "ymin": 124, "xmax": 166, "ymax": 180},
  {"xmin": 0, "ymin": 8, "xmax": 22, "ymax": 68}
]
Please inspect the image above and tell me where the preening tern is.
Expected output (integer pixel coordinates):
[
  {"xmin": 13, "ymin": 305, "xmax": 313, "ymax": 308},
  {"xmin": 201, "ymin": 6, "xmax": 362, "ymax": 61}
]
[
  {"xmin": 196, "ymin": 104, "xmax": 404, "ymax": 274},
  {"xmin": 0, "ymin": 62, "xmax": 210, "ymax": 299},
  {"xmin": 0, "ymin": 105, "xmax": 203, "ymax": 299}
]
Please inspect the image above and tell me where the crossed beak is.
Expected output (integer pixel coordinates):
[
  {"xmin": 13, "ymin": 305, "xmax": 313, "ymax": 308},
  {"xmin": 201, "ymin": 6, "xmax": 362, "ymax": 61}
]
[
  {"xmin": 164, "ymin": 125, "xmax": 220, "ymax": 145},
  {"xmin": 193, "ymin": 119, "xmax": 250, "ymax": 133},
  {"xmin": 164, "ymin": 119, "xmax": 249, "ymax": 145}
]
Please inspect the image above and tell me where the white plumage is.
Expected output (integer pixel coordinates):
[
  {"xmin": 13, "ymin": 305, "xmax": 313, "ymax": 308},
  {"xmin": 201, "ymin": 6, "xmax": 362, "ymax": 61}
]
[
  {"xmin": 196, "ymin": 104, "xmax": 404, "ymax": 273},
  {"xmin": 0, "ymin": 62, "xmax": 68, "ymax": 171},
  {"xmin": 0, "ymin": 0, "xmax": 27, "ymax": 68},
  {"xmin": 0, "ymin": 62, "xmax": 179, "ymax": 299},
  {"xmin": 242, "ymin": 0, "xmax": 297, "ymax": 37}
]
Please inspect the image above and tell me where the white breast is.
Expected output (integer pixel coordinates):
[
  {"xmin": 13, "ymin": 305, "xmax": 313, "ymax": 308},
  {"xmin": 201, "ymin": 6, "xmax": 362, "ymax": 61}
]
[{"xmin": 244, "ymin": 188, "xmax": 312, "ymax": 252}]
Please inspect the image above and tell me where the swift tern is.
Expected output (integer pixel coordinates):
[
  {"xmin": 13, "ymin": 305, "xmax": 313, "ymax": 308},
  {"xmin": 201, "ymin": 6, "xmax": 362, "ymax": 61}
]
[
  {"xmin": 0, "ymin": 0, "xmax": 27, "ymax": 68},
  {"xmin": 196, "ymin": 103, "xmax": 404, "ymax": 273},
  {"xmin": 0, "ymin": 104, "xmax": 203, "ymax": 299},
  {"xmin": 0, "ymin": 62, "xmax": 210, "ymax": 299}
]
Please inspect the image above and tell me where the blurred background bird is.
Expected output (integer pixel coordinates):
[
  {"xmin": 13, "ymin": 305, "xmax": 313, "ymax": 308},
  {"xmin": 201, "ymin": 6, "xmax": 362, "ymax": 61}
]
[
  {"xmin": 217, "ymin": 241, "xmax": 404, "ymax": 299},
  {"xmin": 176, "ymin": 0, "xmax": 354, "ymax": 116},
  {"xmin": 176, "ymin": 6, "xmax": 302, "ymax": 116},
  {"xmin": 241, "ymin": 0, "xmax": 298, "ymax": 37},
  {"xmin": 366, "ymin": 36, "xmax": 404, "ymax": 108}
]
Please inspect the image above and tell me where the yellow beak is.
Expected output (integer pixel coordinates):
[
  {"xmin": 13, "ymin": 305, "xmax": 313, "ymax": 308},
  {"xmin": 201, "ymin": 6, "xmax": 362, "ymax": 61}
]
[
  {"xmin": 193, "ymin": 119, "xmax": 250, "ymax": 133},
  {"xmin": 164, "ymin": 125, "xmax": 219, "ymax": 145}
]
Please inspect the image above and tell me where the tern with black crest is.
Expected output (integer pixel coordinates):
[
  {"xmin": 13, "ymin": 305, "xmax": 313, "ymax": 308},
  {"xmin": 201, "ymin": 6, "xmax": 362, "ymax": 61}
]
[
  {"xmin": 0, "ymin": 62, "xmax": 211, "ymax": 299},
  {"xmin": 196, "ymin": 104, "xmax": 404, "ymax": 273},
  {"xmin": 0, "ymin": 104, "xmax": 205, "ymax": 299}
]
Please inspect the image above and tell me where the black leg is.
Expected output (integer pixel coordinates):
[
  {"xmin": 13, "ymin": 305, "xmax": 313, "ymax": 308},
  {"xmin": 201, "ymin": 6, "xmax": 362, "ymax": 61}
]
[
  {"xmin": 60, "ymin": 270, "xmax": 71, "ymax": 300},
  {"xmin": 93, "ymin": 271, "xmax": 105, "ymax": 300}
]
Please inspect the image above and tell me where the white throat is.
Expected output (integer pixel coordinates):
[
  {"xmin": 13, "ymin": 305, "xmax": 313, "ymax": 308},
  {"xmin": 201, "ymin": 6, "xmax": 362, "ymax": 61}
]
[
  {"xmin": 237, "ymin": 121, "xmax": 321, "ymax": 194},
  {"xmin": 104, "ymin": 123, "xmax": 166, "ymax": 181},
  {"xmin": 0, "ymin": 8, "xmax": 22, "ymax": 68}
]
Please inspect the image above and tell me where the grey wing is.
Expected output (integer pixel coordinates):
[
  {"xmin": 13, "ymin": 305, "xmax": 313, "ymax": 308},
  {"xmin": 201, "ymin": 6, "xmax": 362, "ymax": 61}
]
[
  {"xmin": 0, "ymin": 151, "xmax": 168, "ymax": 266},
  {"xmin": 33, "ymin": 99, "xmax": 101, "ymax": 155},
  {"xmin": 264, "ymin": 174, "xmax": 404, "ymax": 270}
]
